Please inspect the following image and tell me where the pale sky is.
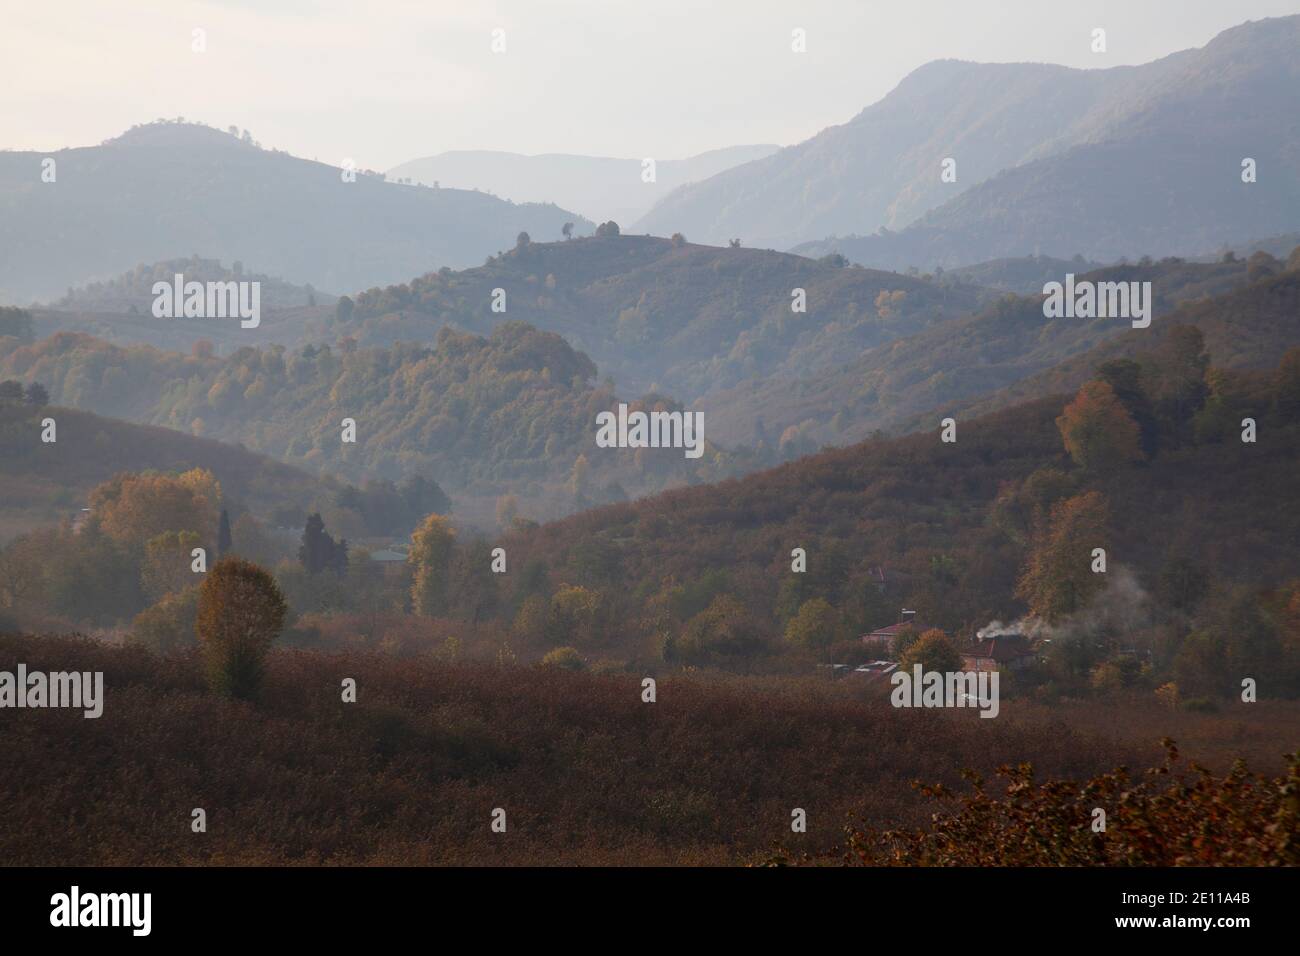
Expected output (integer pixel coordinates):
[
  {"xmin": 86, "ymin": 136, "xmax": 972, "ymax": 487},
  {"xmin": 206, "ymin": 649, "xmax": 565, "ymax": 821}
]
[{"xmin": 4, "ymin": 0, "xmax": 1299, "ymax": 170}]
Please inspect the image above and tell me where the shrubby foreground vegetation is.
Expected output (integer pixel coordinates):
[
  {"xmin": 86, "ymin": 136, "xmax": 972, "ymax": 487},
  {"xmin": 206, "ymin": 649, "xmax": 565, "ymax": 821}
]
[{"xmin": 4, "ymin": 631, "xmax": 1295, "ymax": 865}]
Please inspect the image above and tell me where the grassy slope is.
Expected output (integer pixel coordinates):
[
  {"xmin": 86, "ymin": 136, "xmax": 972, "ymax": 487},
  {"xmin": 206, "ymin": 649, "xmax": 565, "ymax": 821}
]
[{"xmin": 0, "ymin": 402, "xmax": 336, "ymax": 543}]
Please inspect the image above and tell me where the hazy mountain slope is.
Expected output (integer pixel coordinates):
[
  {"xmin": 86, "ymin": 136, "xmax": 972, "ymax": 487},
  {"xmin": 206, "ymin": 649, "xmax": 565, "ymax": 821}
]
[
  {"xmin": 26, "ymin": 303, "xmax": 328, "ymax": 358},
  {"xmin": 0, "ymin": 121, "xmax": 592, "ymax": 304},
  {"xmin": 0, "ymin": 401, "xmax": 338, "ymax": 543},
  {"xmin": 945, "ymin": 255, "xmax": 1106, "ymax": 296},
  {"xmin": 634, "ymin": 58, "xmax": 1150, "ymax": 248},
  {"xmin": 388, "ymin": 144, "xmax": 779, "ymax": 225},
  {"xmin": 700, "ymin": 256, "xmax": 1259, "ymax": 447},
  {"xmin": 26, "ymin": 256, "xmax": 335, "ymax": 356},
  {"xmin": 337, "ymin": 235, "xmax": 993, "ymax": 401},
  {"xmin": 792, "ymin": 17, "xmax": 1300, "ymax": 270},
  {"xmin": 47, "ymin": 256, "xmax": 336, "ymax": 313},
  {"xmin": 646, "ymin": 17, "xmax": 1298, "ymax": 259}
]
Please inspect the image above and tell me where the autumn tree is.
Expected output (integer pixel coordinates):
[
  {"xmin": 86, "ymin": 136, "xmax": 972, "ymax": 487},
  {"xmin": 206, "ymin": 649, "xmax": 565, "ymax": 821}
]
[
  {"xmin": 546, "ymin": 584, "xmax": 602, "ymax": 647},
  {"xmin": 666, "ymin": 594, "xmax": 763, "ymax": 666},
  {"xmin": 91, "ymin": 470, "xmax": 219, "ymax": 546},
  {"xmin": 495, "ymin": 494, "xmax": 519, "ymax": 531},
  {"xmin": 512, "ymin": 594, "xmax": 549, "ymax": 646},
  {"xmin": 784, "ymin": 597, "xmax": 844, "ymax": 649},
  {"xmin": 898, "ymin": 628, "xmax": 963, "ymax": 673},
  {"xmin": 1095, "ymin": 358, "xmax": 1158, "ymax": 455},
  {"xmin": 1016, "ymin": 491, "xmax": 1110, "ymax": 623},
  {"xmin": 195, "ymin": 557, "xmax": 287, "ymax": 699},
  {"xmin": 130, "ymin": 586, "xmax": 199, "ymax": 655},
  {"xmin": 569, "ymin": 453, "xmax": 591, "ymax": 504},
  {"xmin": 1274, "ymin": 346, "xmax": 1300, "ymax": 419},
  {"xmin": 541, "ymin": 646, "xmax": 584, "ymax": 670},
  {"xmin": 141, "ymin": 530, "xmax": 202, "ymax": 601},
  {"xmin": 1056, "ymin": 380, "xmax": 1143, "ymax": 472},
  {"xmin": 409, "ymin": 513, "xmax": 457, "ymax": 616}
]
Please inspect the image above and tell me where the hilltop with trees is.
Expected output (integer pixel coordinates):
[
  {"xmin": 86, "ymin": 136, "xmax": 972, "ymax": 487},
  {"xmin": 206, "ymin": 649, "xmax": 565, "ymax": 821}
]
[{"xmin": 0, "ymin": 323, "xmax": 760, "ymax": 523}]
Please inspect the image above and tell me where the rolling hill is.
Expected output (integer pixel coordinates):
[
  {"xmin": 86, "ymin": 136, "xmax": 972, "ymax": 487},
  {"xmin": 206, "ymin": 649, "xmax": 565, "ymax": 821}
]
[
  {"xmin": 336, "ymin": 234, "xmax": 993, "ymax": 401},
  {"xmin": 0, "ymin": 120, "xmax": 591, "ymax": 305},
  {"xmin": 699, "ymin": 255, "xmax": 1267, "ymax": 447},
  {"xmin": 0, "ymin": 400, "xmax": 340, "ymax": 544}
]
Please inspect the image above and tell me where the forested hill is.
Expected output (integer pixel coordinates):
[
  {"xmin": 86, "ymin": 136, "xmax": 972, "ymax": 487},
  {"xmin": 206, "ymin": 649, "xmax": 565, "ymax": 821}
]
[
  {"xmin": 494, "ymin": 337, "xmax": 1300, "ymax": 685},
  {"xmin": 0, "ymin": 323, "xmax": 767, "ymax": 524},
  {"xmin": 938, "ymin": 253, "xmax": 1300, "ymax": 429},
  {"xmin": 699, "ymin": 253, "xmax": 1269, "ymax": 449},
  {"xmin": 333, "ymin": 233, "xmax": 992, "ymax": 401}
]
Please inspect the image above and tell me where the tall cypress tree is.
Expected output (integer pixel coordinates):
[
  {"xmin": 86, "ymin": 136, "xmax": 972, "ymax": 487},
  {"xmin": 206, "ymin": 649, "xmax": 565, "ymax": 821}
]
[{"xmin": 217, "ymin": 508, "xmax": 233, "ymax": 558}]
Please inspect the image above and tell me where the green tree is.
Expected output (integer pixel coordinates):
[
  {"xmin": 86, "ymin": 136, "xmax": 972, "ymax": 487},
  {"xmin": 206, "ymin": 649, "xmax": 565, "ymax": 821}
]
[{"xmin": 298, "ymin": 512, "xmax": 345, "ymax": 576}]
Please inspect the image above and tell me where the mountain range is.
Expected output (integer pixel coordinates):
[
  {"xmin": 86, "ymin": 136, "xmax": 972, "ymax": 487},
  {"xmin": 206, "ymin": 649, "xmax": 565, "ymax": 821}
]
[
  {"xmin": 388, "ymin": 144, "xmax": 778, "ymax": 226},
  {"xmin": 638, "ymin": 16, "xmax": 1300, "ymax": 268}
]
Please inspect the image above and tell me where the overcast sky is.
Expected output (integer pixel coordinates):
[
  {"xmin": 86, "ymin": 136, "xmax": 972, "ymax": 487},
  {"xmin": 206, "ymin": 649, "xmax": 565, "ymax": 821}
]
[{"xmin": 4, "ymin": 0, "xmax": 1299, "ymax": 170}]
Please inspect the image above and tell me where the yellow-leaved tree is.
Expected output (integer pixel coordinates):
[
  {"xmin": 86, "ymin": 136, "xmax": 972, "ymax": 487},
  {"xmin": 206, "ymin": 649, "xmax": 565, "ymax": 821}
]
[
  {"xmin": 195, "ymin": 557, "xmax": 287, "ymax": 699},
  {"xmin": 1056, "ymin": 380, "xmax": 1143, "ymax": 473},
  {"xmin": 409, "ymin": 513, "xmax": 457, "ymax": 617}
]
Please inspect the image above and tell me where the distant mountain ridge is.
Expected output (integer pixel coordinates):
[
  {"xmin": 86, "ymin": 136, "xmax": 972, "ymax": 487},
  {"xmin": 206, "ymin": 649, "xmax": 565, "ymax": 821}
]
[
  {"xmin": 0, "ymin": 120, "xmax": 592, "ymax": 305},
  {"xmin": 388, "ymin": 144, "xmax": 779, "ymax": 226},
  {"xmin": 641, "ymin": 16, "xmax": 1300, "ymax": 264}
]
